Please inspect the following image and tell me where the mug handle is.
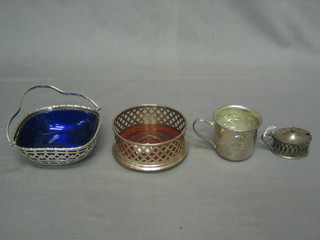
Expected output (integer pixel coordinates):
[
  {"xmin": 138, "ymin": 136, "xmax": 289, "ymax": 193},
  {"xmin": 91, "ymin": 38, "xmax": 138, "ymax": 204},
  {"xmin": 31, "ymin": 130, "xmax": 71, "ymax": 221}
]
[
  {"xmin": 193, "ymin": 118, "xmax": 216, "ymax": 148},
  {"xmin": 261, "ymin": 126, "xmax": 277, "ymax": 151}
]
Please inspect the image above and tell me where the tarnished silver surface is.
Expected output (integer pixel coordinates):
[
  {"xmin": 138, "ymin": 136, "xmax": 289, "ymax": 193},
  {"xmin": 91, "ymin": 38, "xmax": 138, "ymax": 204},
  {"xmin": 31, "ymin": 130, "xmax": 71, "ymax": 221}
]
[
  {"xmin": 262, "ymin": 126, "xmax": 312, "ymax": 159},
  {"xmin": 193, "ymin": 105, "xmax": 262, "ymax": 161},
  {"xmin": 112, "ymin": 104, "xmax": 188, "ymax": 171}
]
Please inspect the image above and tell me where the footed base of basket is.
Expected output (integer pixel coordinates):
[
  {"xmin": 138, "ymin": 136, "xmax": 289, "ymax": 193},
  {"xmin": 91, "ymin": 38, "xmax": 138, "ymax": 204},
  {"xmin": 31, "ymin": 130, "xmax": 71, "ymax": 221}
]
[{"xmin": 112, "ymin": 143, "xmax": 188, "ymax": 172}]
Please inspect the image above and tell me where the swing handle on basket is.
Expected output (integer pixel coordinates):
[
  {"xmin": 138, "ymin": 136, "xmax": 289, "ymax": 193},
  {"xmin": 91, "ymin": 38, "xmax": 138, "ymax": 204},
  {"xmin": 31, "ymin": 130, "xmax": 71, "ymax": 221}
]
[{"xmin": 6, "ymin": 85, "xmax": 101, "ymax": 145}]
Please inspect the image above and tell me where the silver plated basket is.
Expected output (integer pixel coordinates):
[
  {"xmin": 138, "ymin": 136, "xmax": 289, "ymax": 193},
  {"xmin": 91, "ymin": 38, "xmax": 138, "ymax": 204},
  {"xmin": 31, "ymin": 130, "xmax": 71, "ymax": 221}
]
[{"xmin": 7, "ymin": 85, "xmax": 101, "ymax": 166}]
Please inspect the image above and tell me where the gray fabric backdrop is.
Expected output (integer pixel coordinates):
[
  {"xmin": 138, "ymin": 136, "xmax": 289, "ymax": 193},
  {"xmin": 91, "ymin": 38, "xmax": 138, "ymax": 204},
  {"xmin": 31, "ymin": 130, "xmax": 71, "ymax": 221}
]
[{"xmin": 1, "ymin": 1, "xmax": 320, "ymax": 239}]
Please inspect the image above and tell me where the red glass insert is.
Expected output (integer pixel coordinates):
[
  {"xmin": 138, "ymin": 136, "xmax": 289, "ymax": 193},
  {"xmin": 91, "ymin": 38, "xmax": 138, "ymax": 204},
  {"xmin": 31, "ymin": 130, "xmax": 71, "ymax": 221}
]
[{"xmin": 120, "ymin": 125, "xmax": 180, "ymax": 144}]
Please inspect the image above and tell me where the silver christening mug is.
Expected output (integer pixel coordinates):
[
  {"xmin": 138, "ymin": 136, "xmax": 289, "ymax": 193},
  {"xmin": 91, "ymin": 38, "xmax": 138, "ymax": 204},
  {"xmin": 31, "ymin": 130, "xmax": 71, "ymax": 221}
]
[{"xmin": 193, "ymin": 105, "xmax": 262, "ymax": 161}]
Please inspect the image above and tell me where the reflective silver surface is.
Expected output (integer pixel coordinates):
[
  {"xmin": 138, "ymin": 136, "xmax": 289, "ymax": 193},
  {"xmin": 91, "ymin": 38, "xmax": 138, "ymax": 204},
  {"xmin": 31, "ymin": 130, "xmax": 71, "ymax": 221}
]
[
  {"xmin": 262, "ymin": 126, "xmax": 312, "ymax": 159},
  {"xmin": 193, "ymin": 105, "xmax": 262, "ymax": 161}
]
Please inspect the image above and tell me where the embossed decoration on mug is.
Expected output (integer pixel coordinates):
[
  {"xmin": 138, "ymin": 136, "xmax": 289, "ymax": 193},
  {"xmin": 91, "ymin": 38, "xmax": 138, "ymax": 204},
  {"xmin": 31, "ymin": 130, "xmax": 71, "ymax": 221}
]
[
  {"xmin": 112, "ymin": 104, "xmax": 188, "ymax": 171},
  {"xmin": 193, "ymin": 105, "xmax": 262, "ymax": 161}
]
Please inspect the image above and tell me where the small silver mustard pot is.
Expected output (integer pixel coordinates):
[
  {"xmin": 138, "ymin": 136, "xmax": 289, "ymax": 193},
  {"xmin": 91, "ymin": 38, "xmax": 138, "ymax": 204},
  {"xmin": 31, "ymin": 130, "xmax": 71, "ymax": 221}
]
[{"xmin": 261, "ymin": 126, "xmax": 312, "ymax": 159}]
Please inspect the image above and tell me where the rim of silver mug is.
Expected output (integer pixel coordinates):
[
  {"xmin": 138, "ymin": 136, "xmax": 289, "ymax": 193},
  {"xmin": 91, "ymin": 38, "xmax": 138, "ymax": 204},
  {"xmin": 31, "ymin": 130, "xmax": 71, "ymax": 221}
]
[
  {"xmin": 112, "ymin": 104, "xmax": 188, "ymax": 146},
  {"xmin": 212, "ymin": 104, "xmax": 263, "ymax": 132}
]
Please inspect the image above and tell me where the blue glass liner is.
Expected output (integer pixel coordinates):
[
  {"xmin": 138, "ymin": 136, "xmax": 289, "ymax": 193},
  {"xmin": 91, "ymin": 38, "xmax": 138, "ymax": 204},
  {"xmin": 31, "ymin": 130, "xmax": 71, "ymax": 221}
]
[{"xmin": 15, "ymin": 109, "xmax": 99, "ymax": 148}]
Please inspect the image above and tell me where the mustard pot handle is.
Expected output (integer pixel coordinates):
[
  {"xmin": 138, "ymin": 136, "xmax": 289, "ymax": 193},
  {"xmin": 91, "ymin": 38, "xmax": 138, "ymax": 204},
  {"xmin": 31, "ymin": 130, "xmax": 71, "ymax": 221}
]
[{"xmin": 261, "ymin": 126, "xmax": 277, "ymax": 151}]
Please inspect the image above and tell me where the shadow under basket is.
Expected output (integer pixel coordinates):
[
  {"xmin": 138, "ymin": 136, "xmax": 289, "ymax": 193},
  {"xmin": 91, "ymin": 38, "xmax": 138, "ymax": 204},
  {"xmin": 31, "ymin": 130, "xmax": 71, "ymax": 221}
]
[{"xmin": 7, "ymin": 85, "xmax": 101, "ymax": 166}]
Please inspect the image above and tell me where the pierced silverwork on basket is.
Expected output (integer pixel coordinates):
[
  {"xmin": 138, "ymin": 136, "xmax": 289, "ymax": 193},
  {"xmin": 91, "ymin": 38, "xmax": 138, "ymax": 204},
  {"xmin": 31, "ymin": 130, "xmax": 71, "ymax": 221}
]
[{"xmin": 7, "ymin": 85, "xmax": 101, "ymax": 166}]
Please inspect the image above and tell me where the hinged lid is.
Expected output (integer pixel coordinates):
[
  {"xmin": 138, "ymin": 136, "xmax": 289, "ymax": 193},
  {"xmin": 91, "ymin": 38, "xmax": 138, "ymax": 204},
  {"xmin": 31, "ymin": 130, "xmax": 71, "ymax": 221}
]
[{"xmin": 272, "ymin": 127, "xmax": 311, "ymax": 145}]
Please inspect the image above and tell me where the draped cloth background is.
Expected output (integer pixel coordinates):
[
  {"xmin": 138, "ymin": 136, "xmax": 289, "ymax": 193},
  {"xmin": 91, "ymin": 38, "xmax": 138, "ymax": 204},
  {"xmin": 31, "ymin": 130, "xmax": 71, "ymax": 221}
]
[{"xmin": 1, "ymin": 1, "xmax": 320, "ymax": 239}]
